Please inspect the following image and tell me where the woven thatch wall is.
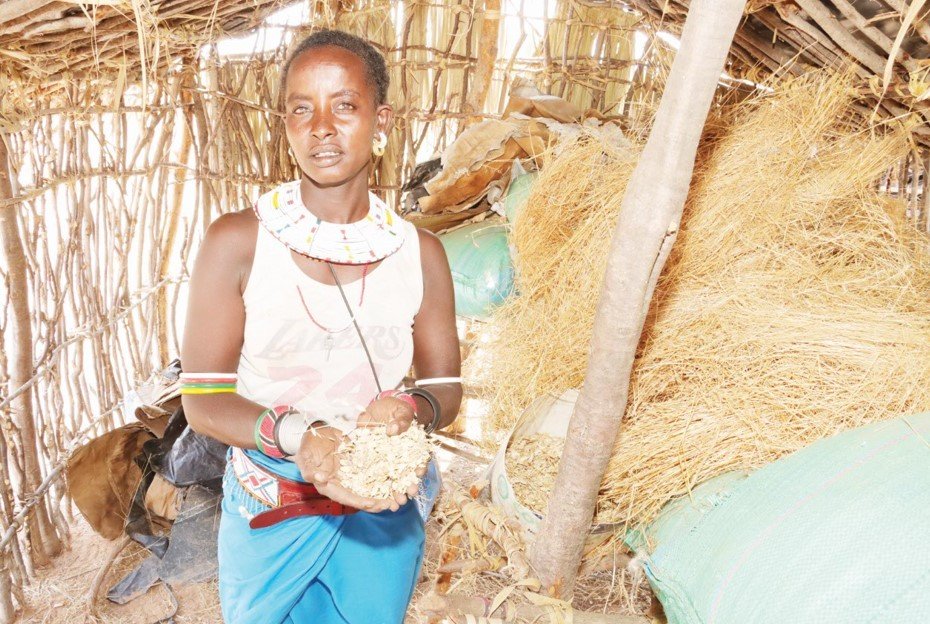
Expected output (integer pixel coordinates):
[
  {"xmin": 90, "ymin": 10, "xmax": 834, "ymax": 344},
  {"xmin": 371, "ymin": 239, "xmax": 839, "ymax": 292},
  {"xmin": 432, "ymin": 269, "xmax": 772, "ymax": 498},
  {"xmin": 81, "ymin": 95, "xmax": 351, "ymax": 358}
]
[{"xmin": 0, "ymin": 1, "xmax": 656, "ymax": 618}]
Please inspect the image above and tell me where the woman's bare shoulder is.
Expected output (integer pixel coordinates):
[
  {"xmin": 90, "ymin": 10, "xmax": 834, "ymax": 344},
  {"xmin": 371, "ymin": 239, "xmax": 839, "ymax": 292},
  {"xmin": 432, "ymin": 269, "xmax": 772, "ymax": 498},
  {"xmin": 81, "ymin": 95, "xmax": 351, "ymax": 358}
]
[
  {"xmin": 207, "ymin": 208, "xmax": 258, "ymax": 242},
  {"xmin": 195, "ymin": 209, "xmax": 259, "ymax": 286},
  {"xmin": 416, "ymin": 227, "xmax": 445, "ymax": 262},
  {"xmin": 416, "ymin": 227, "xmax": 452, "ymax": 291}
]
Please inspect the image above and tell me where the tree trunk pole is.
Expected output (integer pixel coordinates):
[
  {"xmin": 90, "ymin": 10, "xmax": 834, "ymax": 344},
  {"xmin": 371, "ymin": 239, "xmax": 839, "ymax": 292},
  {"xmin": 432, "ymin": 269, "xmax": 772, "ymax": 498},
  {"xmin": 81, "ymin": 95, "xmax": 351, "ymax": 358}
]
[
  {"xmin": 0, "ymin": 134, "xmax": 62, "ymax": 566},
  {"xmin": 529, "ymin": 0, "xmax": 748, "ymax": 596}
]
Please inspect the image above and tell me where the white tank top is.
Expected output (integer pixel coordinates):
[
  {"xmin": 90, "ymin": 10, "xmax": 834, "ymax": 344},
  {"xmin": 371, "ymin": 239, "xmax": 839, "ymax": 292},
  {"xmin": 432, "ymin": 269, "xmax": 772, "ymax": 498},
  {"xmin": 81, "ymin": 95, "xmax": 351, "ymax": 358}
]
[{"xmin": 236, "ymin": 214, "xmax": 423, "ymax": 433}]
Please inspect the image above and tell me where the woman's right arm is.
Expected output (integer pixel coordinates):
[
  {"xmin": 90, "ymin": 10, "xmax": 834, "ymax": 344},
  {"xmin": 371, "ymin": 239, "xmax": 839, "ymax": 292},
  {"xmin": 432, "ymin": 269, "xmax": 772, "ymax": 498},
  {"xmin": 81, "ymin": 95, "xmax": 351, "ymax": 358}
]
[{"xmin": 180, "ymin": 211, "xmax": 265, "ymax": 448}]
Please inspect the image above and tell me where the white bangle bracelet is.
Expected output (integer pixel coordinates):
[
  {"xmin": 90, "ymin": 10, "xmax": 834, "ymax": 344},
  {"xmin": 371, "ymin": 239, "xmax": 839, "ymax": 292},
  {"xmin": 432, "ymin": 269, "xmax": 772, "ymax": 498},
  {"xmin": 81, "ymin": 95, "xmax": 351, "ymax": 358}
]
[
  {"xmin": 414, "ymin": 377, "xmax": 462, "ymax": 386},
  {"xmin": 276, "ymin": 411, "xmax": 310, "ymax": 457}
]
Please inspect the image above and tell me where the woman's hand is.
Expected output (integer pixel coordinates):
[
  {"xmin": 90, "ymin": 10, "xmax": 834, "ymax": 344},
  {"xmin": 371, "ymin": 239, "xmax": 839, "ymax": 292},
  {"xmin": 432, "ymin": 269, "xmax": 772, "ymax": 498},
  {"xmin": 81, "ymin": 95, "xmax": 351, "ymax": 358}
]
[
  {"xmin": 357, "ymin": 396, "xmax": 416, "ymax": 436},
  {"xmin": 294, "ymin": 424, "xmax": 410, "ymax": 513}
]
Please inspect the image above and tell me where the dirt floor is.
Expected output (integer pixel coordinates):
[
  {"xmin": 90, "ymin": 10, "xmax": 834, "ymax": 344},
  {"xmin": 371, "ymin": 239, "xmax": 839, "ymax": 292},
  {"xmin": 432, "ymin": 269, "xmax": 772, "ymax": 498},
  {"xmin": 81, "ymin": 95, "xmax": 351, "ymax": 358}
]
[
  {"xmin": 18, "ymin": 405, "xmax": 652, "ymax": 623},
  {"xmin": 20, "ymin": 516, "xmax": 219, "ymax": 623}
]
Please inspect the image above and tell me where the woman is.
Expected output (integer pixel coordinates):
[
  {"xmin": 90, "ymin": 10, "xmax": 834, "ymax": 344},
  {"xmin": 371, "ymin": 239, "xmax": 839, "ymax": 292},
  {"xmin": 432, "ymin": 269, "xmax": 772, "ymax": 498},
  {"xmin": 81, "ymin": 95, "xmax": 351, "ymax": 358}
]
[{"xmin": 180, "ymin": 29, "xmax": 462, "ymax": 624}]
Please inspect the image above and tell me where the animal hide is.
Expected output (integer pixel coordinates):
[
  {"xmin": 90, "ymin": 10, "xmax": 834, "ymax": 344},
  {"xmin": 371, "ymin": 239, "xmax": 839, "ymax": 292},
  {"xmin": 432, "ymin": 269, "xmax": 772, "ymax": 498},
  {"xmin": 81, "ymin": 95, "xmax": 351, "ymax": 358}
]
[{"xmin": 66, "ymin": 423, "xmax": 154, "ymax": 539}]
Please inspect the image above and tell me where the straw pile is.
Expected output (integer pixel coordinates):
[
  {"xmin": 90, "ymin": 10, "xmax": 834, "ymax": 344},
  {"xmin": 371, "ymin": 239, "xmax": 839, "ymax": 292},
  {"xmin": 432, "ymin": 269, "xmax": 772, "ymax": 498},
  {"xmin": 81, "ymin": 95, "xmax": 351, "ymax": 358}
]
[
  {"xmin": 337, "ymin": 425, "xmax": 433, "ymax": 499},
  {"xmin": 508, "ymin": 433, "xmax": 564, "ymax": 516},
  {"xmin": 471, "ymin": 72, "xmax": 930, "ymax": 527}
]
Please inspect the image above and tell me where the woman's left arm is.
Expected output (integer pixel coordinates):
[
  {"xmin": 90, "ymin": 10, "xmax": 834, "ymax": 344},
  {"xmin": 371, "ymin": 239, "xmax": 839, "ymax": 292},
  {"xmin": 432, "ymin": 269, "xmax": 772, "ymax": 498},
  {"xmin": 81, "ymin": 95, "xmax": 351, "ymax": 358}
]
[{"xmin": 410, "ymin": 229, "xmax": 462, "ymax": 431}]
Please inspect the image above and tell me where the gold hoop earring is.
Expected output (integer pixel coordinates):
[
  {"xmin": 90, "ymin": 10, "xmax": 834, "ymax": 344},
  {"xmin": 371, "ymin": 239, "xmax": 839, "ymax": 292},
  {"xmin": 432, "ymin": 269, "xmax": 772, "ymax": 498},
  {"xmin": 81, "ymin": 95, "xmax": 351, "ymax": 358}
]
[{"xmin": 372, "ymin": 132, "xmax": 387, "ymax": 157}]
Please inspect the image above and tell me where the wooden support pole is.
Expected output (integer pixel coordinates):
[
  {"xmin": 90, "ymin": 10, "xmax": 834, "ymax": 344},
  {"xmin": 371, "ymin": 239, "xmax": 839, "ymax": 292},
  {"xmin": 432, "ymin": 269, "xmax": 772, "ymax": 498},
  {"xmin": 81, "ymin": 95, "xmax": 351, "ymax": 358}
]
[
  {"xmin": 0, "ymin": 134, "xmax": 62, "ymax": 566},
  {"xmin": 529, "ymin": 0, "xmax": 748, "ymax": 597},
  {"xmin": 158, "ymin": 66, "xmax": 194, "ymax": 366}
]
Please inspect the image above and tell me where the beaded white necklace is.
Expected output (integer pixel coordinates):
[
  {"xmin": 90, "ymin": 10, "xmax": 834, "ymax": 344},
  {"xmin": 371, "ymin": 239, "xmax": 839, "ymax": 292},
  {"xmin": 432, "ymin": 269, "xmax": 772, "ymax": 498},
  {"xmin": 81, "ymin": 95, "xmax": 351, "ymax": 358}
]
[{"xmin": 253, "ymin": 180, "xmax": 405, "ymax": 264}]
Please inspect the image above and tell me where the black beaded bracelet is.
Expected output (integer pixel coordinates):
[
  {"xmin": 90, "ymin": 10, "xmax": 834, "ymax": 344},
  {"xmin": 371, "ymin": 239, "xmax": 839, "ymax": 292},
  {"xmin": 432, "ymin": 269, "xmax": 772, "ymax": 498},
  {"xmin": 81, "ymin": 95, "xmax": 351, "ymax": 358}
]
[{"xmin": 406, "ymin": 387, "xmax": 442, "ymax": 434}]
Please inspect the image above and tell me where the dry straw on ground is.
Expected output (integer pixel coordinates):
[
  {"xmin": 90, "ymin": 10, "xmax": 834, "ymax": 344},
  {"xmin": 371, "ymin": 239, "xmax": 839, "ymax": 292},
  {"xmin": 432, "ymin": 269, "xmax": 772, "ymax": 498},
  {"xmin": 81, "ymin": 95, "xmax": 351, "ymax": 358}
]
[
  {"xmin": 470, "ymin": 72, "xmax": 930, "ymax": 528},
  {"xmin": 508, "ymin": 433, "xmax": 564, "ymax": 516}
]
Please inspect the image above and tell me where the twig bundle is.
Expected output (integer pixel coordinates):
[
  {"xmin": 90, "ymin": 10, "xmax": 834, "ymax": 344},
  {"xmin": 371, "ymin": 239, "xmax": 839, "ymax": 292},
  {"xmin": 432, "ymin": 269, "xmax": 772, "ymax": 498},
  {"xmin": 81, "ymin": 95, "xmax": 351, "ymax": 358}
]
[
  {"xmin": 471, "ymin": 72, "xmax": 930, "ymax": 527},
  {"xmin": 337, "ymin": 425, "xmax": 432, "ymax": 500}
]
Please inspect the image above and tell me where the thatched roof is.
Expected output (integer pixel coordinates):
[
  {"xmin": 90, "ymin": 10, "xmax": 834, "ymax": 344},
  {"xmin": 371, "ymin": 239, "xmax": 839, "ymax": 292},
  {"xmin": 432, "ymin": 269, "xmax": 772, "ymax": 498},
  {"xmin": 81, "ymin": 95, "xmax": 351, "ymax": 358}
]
[
  {"xmin": 1, "ymin": 1, "xmax": 927, "ymax": 134},
  {"xmin": 630, "ymin": 0, "xmax": 930, "ymax": 138},
  {"xmin": 0, "ymin": 0, "xmax": 289, "ymax": 84}
]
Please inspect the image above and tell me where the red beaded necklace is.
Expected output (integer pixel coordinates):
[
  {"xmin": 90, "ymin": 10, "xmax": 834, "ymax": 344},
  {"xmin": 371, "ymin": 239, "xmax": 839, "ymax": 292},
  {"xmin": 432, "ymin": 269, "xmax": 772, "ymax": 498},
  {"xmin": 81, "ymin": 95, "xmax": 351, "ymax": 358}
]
[{"xmin": 295, "ymin": 263, "xmax": 370, "ymax": 360}]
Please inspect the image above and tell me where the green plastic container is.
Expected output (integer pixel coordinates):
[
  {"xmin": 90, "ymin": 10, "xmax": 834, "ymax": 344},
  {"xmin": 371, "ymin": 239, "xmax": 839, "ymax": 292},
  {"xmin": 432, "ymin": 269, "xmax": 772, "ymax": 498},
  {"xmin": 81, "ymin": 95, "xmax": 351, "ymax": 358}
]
[
  {"xmin": 626, "ymin": 413, "xmax": 930, "ymax": 624},
  {"xmin": 439, "ymin": 221, "xmax": 514, "ymax": 319}
]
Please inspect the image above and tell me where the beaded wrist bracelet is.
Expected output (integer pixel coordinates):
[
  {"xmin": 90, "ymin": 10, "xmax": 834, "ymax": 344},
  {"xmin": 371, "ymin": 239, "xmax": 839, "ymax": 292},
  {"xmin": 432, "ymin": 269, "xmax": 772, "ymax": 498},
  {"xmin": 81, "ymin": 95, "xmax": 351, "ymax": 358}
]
[
  {"xmin": 180, "ymin": 372, "xmax": 237, "ymax": 395},
  {"xmin": 254, "ymin": 405, "xmax": 300, "ymax": 459}
]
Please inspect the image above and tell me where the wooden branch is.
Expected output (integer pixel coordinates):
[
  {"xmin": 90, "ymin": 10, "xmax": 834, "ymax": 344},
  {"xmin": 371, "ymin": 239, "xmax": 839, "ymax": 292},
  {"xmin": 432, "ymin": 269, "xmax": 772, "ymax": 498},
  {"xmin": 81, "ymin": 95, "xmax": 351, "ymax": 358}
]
[
  {"xmin": 794, "ymin": 0, "xmax": 889, "ymax": 75},
  {"xmin": 86, "ymin": 535, "xmax": 130, "ymax": 619},
  {"xmin": 829, "ymin": 0, "xmax": 917, "ymax": 73},
  {"xmin": 0, "ymin": 134, "xmax": 62, "ymax": 565},
  {"xmin": 0, "ymin": 275, "xmax": 186, "ymax": 413},
  {"xmin": 464, "ymin": 0, "xmax": 501, "ymax": 122},
  {"xmin": 22, "ymin": 15, "xmax": 93, "ymax": 39},
  {"xmin": 0, "ymin": 557, "xmax": 16, "ymax": 624},
  {"xmin": 0, "ymin": 0, "xmax": 57, "ymax": 25},
  {"xmin": 774, "ymin": 2, "xmax": 857, "ymax": 62},
  {"xmin": 0, "ymin": 3, "xmax": 67, "ymax": 37},
  {"xmin": 753, "ymin": 7, "xmax": 846, "ymax": 70},
  {"xmin": 924, "ymin": 153, "xmax": 930, "ymax": 234},
  {"xmin": 0, "ymin": 398, "xmax": 122, "ymax": 557},
  {"xmin": 879, "ymin": 0, "xmax": 930, "ymax": 44}
]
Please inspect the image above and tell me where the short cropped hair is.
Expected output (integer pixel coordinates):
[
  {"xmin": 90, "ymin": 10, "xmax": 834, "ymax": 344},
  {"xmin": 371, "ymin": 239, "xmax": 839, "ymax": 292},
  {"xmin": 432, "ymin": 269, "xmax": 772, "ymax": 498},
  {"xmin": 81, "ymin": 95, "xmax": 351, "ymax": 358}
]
[{"xmin": 281, "ymin": 29, "xmax": 389, "ymax": 105}]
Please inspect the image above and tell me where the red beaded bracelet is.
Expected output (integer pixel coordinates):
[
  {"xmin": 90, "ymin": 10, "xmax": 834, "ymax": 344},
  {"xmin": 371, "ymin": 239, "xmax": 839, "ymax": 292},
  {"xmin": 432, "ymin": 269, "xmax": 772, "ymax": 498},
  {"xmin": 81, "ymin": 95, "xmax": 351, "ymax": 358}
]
[
  {"xmin": 254, "ymin": 405, "xmax": 298, "ymax": 459},
  {"xmin": 375, "ymin": 389, "xmax": 418, "ymax": 414}
]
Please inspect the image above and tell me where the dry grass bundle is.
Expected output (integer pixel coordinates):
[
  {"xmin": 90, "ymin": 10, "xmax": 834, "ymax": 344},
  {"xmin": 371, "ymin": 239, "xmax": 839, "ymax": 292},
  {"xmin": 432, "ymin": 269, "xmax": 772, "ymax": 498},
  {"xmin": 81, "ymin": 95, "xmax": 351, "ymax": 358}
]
[
  {"xmin": 337, "ymin": 425, "xmax": 433, "ymax": 499},
  {"xmin": 470, "ymin": 72, "xmax": 930, "ymax": 527},
  {"xmin": 466, "ymin": 135, "xmax": 638, "ymax": 429}
]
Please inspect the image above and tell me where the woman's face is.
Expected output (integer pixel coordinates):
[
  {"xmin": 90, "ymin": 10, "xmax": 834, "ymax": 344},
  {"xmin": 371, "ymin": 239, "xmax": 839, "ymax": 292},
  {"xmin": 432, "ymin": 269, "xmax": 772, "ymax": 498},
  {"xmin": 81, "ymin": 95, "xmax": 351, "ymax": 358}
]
[{"xmin": 283, "ymin": 45, "xmax": 391, "ymax": 188}]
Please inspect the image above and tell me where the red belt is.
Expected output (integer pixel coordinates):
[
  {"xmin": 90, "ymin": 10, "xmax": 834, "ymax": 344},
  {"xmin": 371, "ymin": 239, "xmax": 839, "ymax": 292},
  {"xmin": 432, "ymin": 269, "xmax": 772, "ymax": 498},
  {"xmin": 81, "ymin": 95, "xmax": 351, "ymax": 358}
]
[{"xmin": 235, "ymin": 450, "xmax": 358, "ymax": 529}]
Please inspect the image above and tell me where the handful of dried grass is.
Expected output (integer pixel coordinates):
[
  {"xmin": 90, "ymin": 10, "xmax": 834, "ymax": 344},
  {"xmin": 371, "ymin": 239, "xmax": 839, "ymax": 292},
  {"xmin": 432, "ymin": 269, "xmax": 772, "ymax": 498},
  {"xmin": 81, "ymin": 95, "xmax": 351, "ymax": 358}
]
[{"xmin": 337, "ymin": 425, "xmax": 432, "ymax": 499}]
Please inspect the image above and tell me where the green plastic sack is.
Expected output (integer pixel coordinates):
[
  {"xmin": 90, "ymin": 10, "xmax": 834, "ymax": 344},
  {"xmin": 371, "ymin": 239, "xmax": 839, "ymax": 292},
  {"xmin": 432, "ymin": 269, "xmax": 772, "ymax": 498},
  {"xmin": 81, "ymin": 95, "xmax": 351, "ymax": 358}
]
[
  {"xmin": 503, "ymin": 171, "xmax": 538, "ymax": 225},
  {"xmin": 626, "ymin": 413, "xmax": 930, "ymax": 624},
  {"xmin": 439, "ymin": 221, "xmax": 514, "ymax": 319}
]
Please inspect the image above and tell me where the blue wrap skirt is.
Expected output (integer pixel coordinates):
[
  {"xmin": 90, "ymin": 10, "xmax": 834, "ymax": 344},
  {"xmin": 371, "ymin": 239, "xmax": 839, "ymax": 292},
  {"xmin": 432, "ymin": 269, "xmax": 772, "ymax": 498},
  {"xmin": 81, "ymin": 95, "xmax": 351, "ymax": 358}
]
[{"xmin": 218, "ymin": 449, "xmax": 441, "ymax": 624}]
